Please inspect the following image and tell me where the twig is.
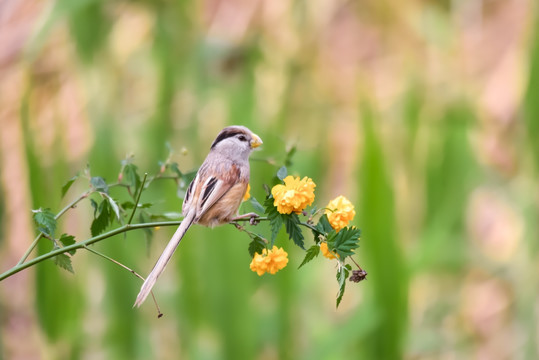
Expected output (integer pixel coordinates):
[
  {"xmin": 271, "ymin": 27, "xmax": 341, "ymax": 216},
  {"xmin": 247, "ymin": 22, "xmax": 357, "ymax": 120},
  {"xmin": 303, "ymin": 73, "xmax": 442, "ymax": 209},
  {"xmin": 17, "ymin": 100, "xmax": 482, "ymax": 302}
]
[
  {"xmin": 230, "ymin": 222, "xmax": 268, "ymax": 244},
  {"xmin": 128, "ymin": 173, "xmax": 148, "ymax": 225},
  {"xmin": 83, "ymin": 245, "xmax": 163, "ymax": 318},
  {"xmin": 0, "ymin": 220, "xmax": 182, "ymax": 281}
]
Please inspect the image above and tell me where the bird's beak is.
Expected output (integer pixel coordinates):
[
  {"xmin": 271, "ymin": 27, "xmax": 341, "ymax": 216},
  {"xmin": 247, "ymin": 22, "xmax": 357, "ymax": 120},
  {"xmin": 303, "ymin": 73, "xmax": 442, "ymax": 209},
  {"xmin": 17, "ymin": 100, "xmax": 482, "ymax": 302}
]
[{"xmin": 250, "ymin": 133, "xmax": 263, "ymax": 148}]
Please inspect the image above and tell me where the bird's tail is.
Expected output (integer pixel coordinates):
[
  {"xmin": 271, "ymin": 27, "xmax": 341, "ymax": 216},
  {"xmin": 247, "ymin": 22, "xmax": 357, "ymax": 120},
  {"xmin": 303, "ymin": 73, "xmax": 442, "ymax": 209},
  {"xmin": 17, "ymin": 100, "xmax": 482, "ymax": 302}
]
[{"xmin": 133, "ymin": 211, "xmax": 196, "ymax": 307}]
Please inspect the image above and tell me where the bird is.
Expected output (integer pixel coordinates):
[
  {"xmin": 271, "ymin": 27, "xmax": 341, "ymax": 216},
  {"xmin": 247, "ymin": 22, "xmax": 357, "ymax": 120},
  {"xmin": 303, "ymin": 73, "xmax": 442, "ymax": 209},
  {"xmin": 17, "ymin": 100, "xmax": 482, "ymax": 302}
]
[{"xmin": 134, "ymin": 125, "xmax": 263, "ymax": 307}]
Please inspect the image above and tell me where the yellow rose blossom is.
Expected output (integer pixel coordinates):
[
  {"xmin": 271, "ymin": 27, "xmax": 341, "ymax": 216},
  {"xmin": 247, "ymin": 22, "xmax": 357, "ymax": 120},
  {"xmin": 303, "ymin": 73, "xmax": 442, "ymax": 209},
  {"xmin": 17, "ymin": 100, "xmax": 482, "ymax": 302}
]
[
  {"xmin": 320, "ymin": 242, "xmax": 339, "ymax": 259},
  {"xmin": 325, "ymin": 195, "xmax": 356, "ymax": 231},
  {"xmin": 243, "ymin": 184, "xmax": 251, "ymax": 201},
  {"xmin": 249, "ymin": 246, "xmax": 289, "ymax": 276},
  {"xmin": 271, "ymin": 176, "xmax": 316, "ymax": 214}
]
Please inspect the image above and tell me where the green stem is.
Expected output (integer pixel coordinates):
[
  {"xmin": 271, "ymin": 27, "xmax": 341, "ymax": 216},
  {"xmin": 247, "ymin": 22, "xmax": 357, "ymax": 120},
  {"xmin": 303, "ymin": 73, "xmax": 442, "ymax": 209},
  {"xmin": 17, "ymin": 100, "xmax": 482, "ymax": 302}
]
[
  {"xmin": 128, "ymin": 173, "xmax": 148, "ymax": 225},
  {"xmin": 233, "ymin": 215, "xmax": 322, "ymax": 235},
  {"xmin": 1, "ymin": 220, "xmax": 182, "ymax": 281},
  {"xmin": 230, "ymin": 222, "xmax": 268, "ymax": 244}
]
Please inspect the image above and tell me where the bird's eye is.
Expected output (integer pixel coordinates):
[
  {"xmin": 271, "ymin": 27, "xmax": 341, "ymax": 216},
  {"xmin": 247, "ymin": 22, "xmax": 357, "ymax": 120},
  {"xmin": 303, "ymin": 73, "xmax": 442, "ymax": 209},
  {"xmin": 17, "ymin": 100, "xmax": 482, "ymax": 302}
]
[{"xmin": 238, "ymin": 135, "xmax": 247, "ymax": 141}]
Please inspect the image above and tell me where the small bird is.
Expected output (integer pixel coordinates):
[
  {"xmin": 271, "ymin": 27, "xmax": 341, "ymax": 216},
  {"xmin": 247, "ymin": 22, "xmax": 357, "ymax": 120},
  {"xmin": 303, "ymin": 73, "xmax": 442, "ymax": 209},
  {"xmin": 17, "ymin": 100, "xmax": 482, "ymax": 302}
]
[{"xmin": 134, "ymin": 125, "xmax": 263, "ymax": 307}]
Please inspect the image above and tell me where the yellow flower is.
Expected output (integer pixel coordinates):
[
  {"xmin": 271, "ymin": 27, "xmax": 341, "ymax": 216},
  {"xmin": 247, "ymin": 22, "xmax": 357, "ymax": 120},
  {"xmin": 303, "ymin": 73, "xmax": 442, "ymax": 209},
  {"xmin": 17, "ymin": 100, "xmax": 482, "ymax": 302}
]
[
  {"xmin": 271, "ymin": 176, "xmax": 316, "ymax": 214},
  {"xmin": 243, "ymin": 184, "xmax": 251, "ymax": 201},
  {"xmin": 320, "ymin": 242, "xmax": 338, "ymax": 259},
  {"xmin": 249, "ymin": 246, "xmax": 289, "ymax": 276},
  {"xmin": 325, "ymin": 195, "xmax": 355, "ymax": 231}
]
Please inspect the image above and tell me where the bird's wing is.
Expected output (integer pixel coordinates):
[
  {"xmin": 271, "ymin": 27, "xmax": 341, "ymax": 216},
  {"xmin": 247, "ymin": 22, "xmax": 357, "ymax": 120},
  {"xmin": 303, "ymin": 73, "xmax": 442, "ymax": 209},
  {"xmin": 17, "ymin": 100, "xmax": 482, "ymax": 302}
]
[
  {"xmin": 182, "ymin": 161, "xmax": 243, "ymax": 221},
  {"xmin": 195, "ymin": 174, "xmax": 235, "ymax": 219}
]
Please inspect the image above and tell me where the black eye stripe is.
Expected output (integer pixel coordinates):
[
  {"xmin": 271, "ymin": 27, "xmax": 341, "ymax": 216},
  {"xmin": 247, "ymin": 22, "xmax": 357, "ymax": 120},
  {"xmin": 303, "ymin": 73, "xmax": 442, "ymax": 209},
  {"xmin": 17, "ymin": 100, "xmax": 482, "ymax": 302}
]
[{"xmin": 211, "ymin": 129, "xmax": 249, "ymax": 148}]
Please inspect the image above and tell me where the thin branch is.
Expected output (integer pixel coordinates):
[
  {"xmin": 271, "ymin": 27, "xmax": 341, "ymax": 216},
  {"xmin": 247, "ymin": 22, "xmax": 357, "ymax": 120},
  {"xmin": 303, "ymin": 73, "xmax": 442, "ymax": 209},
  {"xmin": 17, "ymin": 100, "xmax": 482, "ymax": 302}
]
[
  {"xmin": 1, "ymin": 220, "xmax": 182, "ymax": 281},
  {"xmin": 230, "ymin": 222, "xmax": 268, "ymax": 244},
  {"xmin": 128, "ymin": 173, "xmax": 148, "ymax": 225},
  {"xmin": 83, "ymin": 245, "xmax": 163, "ymax": 318}
]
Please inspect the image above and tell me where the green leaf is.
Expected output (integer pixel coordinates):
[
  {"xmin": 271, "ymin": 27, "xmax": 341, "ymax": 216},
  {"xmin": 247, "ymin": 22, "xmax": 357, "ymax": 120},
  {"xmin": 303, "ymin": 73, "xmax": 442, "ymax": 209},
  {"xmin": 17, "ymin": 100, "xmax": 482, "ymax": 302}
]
[
  {"xmin": 53, "ymin": 253, "xmax": 74, "ymax": 274},
  {"xmin": 276, "ymin": 166, "xmax": 287, "ymax": 181},
  {"xmin": 314, "ymin": 214, "xmax": 334, "ymax": 237},
  {"xmin": 123, "ymin": 163, "xmax": 141, "ymax": 193},
  {"xmin": 90, "ymin": 176, "xmax": 108, "ymax": 194},
  {"xmin": 102, "ymin": 194, "xmax": 121, "ymax": 222},
  {"xmin": 90, "ymin": 198, "xmax": 98, "ymax": 216},
  {"xmin": 61, "ymin": 174, "xmax": 78, "ymax": 198},
  {"xmin": 182, "ymin": 170, "xmax": 197, "ymax": 184},
  {"xmin": 284, "ymin": 145, "xmax": 297, "ymax": 167},
  {"xmin": 264, "ymin": 196, "xmax": 283, "ymax": 246},
  {"xmin": 249, "ymin": 197, "xmax": 265, "ymax": 214},
  {"xmin": 336, "ymin": 264, "xmax": 350, "ymax": 308},
  {"xmin": 283, "ymin": 213, "xmax": 305, "ymax": 249},
  {"xmin": 329, "ymin": 227, "xmax": 361, "ymax": 258},
  {"xmin": 32, "ymin": 208, "xmax": 57, "ymax": 237},
  {"xmin": 169, "ymin": 162, "xmax": 182, "ymax": 177},
  {"xmin": 298, "ymin": 245, "xmax": 320, "ymax": 268},
  {"xmin": 90, "ymin": 200, "xmax": 111, "ymax": 236},
  {"xmin": 59, "ymin": 234, "xmax": 76, "ymax": 255},
  {"xmin": 263, "ymin": 196, "xmax": 305, "ymax": 248},
  {"xmin": 248, "ymin": 236, "xmax": 266, "ymax": 258}
]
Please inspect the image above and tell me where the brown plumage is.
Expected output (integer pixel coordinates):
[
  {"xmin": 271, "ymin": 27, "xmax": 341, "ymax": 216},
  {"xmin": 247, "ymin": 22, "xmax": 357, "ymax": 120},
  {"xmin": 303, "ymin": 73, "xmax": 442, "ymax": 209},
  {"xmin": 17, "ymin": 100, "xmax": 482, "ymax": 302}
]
[{"xmin": 134, "ymin": 125, "xmax": 262, "ymax": 307}]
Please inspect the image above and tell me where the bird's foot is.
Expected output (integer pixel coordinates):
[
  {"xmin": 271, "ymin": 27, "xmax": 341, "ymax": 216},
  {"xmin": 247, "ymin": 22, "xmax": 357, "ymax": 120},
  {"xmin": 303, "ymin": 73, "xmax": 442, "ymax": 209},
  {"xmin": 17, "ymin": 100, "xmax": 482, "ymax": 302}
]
[{"xmin": 231, "ymin": 212, "xmax": 260, "ymax": 225}]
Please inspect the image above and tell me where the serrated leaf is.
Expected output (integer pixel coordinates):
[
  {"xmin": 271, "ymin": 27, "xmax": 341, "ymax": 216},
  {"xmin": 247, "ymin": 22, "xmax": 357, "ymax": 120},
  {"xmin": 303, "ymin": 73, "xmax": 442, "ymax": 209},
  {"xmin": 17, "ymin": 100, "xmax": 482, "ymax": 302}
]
[
  {"xmin": 298, "ymin": 245, "xmax": 320, "ymax": 268},
  {"xmin": 336, "ymin": 264, "xmax": 350, "ymax": 308},
  {"xmin": 331, "ymin": 227, "xmax": 361, "ymax": 258},
  {"xmin": 249, "ymin": 197, "xmax": 265, "ymax": 214},
  {"xmin": 90, "ymin": 177, "xmax": 108, "ymax": 194},
  {"xmin": 32, "ymin": 208, "xmax": 57, "ymax": 237},
  {"xmin": 90, "ymin": 200, "xmax": 111, "ymax": 236},
  {"xmin": 264, "ymin": 196, "xmax": 283, "ymax": 246},
  {"xmin": 123, "ymin": 163, "xmax": 141, "ymax": 193},
  {"xmin": 314, "ymin": 214, "xmax": 334, "ymax": 237},
  {"xmin": 53, "ymin": 253, "xmax": 74, "ymax": 273},
  {"xmin": 283, "ymin": 213, "xmax": 305, "ymax": 249},
  {"xmin": 102, "ymin": 194, "xmax": 121, "ymax": 222},
  {"xmin": 59, "ymin": 234, "xmax": 76, "ymax": 255},
  {"xmin": 276, "ymin": 166, "xmax": 287, "ymax": 181},
  {"xmin": 248, "ymin": 236, "xmax": 266, "ymax": 258},
  {"xmin": 263, "ymin": 196, "xmax": 304, "ymax": 248},
  {"xmin": 61, "ymin": 174, "xmax": 78, "ymax": 198}
]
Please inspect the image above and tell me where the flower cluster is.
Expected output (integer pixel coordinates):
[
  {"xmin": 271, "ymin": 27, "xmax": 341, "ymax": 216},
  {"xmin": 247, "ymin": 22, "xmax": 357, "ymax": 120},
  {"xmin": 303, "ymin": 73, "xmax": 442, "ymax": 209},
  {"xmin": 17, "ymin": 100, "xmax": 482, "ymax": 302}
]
[
  {"xmin": 271, "ymin": 176, "xmax": 316, "ymax": 214},
  {"xmin": 249, "ymin": 246, "xmax": 289, "ymax": 276},
  {"xmin": 325, "ymin": 195, "xmax": 356, "ymax": 231}
]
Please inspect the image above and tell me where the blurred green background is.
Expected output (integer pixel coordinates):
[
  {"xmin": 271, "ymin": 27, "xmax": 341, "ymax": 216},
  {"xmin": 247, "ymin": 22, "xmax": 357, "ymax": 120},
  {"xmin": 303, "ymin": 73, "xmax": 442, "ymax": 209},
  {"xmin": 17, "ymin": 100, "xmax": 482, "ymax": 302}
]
[{"xmin": 1, "ymin": 0, "xmax": 538, "ymax": 359}]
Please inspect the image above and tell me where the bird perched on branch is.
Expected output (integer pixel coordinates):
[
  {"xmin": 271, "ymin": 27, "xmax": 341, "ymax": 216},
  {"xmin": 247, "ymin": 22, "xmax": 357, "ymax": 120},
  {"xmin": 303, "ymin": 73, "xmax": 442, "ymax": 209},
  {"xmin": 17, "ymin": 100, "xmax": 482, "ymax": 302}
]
[{"xmin": 134, "ymin": 125, "xmax": 262, "ymax": 307}]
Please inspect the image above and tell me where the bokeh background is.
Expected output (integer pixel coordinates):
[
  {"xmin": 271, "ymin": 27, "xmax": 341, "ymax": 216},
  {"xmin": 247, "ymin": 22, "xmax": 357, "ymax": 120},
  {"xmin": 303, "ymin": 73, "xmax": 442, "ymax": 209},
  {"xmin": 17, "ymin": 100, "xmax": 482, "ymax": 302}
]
[{"xmin": 1, "ymin": 0, "xmax": 538, "ymax": 359}]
